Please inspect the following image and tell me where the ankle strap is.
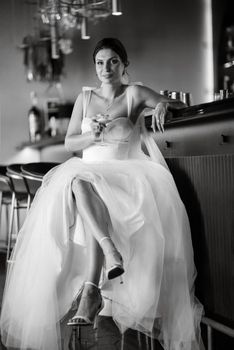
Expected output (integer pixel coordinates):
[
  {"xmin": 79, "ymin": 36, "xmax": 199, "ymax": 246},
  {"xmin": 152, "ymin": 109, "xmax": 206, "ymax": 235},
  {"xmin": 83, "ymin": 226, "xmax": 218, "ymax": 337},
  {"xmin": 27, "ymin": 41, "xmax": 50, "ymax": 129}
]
[
  {"xmin": 85, "ymin": 281, "xmax": 99, "ymax": 289},
  {"xmin": 99, "ymin": 236, "xmax": 111, "ymax": 245}
]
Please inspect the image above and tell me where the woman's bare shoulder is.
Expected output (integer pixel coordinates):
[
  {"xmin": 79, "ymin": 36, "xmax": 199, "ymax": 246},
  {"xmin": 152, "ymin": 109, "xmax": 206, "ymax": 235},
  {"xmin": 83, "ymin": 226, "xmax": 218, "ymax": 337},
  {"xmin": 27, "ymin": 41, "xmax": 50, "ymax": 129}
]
[
  {"xmin": 127, "ymin": 84, "xmax": 152, "ymax": 103},
  {"xmin": 73, "ymin": 91, "xmax": 83, "ymax": 103},
  {"xmin": 127, "ymin": 84, "xmax": 152, "ymax": 97}
]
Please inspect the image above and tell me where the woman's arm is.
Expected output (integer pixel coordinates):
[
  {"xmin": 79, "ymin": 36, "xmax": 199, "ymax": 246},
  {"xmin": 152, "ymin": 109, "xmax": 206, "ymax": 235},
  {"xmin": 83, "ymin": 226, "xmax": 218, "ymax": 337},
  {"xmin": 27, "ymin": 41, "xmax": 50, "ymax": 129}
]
[
  {"xmin": 64, "ymin": 93, "xmax": 102, "ymax": 152},
  {"xmin": 132, "ymin": 85, "xmax": 185, "ymax": 132},
  {"xmin": 133, "ymin": 85, "xmax": 184, "ymax": 109}
]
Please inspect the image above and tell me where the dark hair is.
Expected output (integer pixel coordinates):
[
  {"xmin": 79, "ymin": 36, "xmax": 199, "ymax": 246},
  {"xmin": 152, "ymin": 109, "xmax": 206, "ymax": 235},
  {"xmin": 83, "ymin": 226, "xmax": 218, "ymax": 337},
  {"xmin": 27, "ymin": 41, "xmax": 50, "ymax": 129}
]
[{"xmin": 93, "ymin": 38, "xmax": 129, "ymax": 67}]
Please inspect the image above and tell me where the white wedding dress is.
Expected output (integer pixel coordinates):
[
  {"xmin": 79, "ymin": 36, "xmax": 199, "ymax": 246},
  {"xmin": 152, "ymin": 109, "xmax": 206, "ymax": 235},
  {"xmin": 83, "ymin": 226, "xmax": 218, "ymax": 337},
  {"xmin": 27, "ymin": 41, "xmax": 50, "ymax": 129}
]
[{"xmin": 0, "ymin": 86, "xmax": 203, "ymax": 350}]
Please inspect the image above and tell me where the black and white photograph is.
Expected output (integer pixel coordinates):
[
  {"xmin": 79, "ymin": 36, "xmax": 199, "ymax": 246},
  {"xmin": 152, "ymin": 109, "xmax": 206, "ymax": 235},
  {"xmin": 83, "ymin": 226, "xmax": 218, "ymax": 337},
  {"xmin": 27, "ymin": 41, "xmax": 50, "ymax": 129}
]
[{"xmin": 0, "ymin": 1, "xmax": 234, "ymax": 349}]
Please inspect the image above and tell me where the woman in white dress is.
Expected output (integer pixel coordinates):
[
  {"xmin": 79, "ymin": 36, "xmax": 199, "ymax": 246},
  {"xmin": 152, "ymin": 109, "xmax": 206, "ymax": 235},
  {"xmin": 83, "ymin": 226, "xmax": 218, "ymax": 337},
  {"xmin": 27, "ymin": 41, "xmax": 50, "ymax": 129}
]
[{"xmin": 0, "ymin": 38, "xmax": 204, "ymax": 350}]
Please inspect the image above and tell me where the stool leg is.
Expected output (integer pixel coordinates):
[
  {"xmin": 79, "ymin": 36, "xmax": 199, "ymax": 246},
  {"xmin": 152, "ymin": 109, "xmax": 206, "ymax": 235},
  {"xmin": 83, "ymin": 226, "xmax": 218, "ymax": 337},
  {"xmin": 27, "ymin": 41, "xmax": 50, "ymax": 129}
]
[
  {"xmin": 0, "ymin": 192, "xmax": 2, "ymax": 238},
  {"xmin": 207, "ymin": 324, "xmax": 213, "ymax": 350},
  {"xmin": 23, "ymin": 177, "xmax": 31, "ymax": 213},
  {"xmin": 7, "ymin": 192, "xmax": 16, "ymax": 263},
  {"xmin": 14, "ymin": 199, "xmax": 19, "ymax": 235},
  {"xmin": 27, "ymin": 194, "xmax": 31, "ymax": 212},
  {"xmin": 5, "ymin": 203, "xmax": 9, "ymax": 248}
]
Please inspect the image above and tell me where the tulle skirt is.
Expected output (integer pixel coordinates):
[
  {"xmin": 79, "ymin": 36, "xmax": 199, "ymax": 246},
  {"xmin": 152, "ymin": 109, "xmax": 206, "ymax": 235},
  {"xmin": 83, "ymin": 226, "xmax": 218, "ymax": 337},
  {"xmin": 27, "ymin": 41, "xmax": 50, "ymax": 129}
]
[{"xmin": 0, "ymin": 157, "xmax": 203, "ymax": 350}]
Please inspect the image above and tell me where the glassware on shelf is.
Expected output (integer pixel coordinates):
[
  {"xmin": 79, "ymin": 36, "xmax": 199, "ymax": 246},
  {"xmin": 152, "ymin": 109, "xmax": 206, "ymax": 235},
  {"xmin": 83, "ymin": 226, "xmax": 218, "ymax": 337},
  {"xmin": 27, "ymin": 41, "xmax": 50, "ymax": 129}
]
[
  {"xmin": 160, "ymin": 90, "xmax": 192, "ymax": 106},
  {"xmin": 213, "ymin": 89, "xmax": 230, "ymax": 101}
]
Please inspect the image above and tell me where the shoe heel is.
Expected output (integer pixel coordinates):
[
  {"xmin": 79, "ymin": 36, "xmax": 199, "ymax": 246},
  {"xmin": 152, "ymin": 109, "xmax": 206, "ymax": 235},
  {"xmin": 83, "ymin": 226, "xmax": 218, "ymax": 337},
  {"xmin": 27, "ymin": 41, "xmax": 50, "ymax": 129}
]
[
  {"xmin": 107, "ymin": 265, "xmax": 124, "ymax": 280},
  {"xmin": 93, "ymin": 299, "xmax": 104, "ymax": 329},
  {"xmin": 120, "ymin": 275, "xmax": 123, "ymax": 284},
  {"xmin": 93, "ymin": 315, "xmax": 98, "ymax": 329}
]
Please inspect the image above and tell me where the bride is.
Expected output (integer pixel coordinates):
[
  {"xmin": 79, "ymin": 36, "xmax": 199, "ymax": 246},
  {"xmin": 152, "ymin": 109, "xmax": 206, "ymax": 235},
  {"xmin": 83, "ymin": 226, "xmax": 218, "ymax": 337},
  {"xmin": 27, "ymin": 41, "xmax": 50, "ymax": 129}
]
[{"xmin": 0, "ymin": 38, "xmax": 204, "ymax": 350}]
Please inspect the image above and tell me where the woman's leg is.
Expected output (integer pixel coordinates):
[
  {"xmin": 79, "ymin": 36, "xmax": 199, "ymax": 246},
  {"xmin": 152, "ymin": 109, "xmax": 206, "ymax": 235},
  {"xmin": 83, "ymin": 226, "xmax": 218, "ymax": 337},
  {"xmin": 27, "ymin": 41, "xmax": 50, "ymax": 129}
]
[
  {"xmin": 84, "ymin": 227, "xmax": 104, "ymax": 286},
  {"xmin": 72, "ymin": 177, "xmax": 111, "ymax": 243},
  {"xmin": 68, "ymin": 178, "xmax": 124, "ymax": 326},
  {"xmin": 71, "ymin": 178, "xmax": 124, "ymax": 275},
  {"xmin": 68, "ymin": 231, "xmax": 103, "ymax": 326},
  {"xmin": 68, "ymin": 178, "xmax": 109, "ymax": 326}
]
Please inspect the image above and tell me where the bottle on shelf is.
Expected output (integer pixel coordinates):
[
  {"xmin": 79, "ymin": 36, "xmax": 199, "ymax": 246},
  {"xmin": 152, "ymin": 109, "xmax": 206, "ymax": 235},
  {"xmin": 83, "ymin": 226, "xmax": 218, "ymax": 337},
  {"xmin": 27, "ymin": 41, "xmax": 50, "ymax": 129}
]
[
  {"xmin": 28, "ymin": 91, "xmax": 43, "ymax": 142},
  {"xmin": 225, "ymin": 26, "xmax": 234, "ymax": 63},
  {"xmin": 49, "ymin": 115, "xmax": 58, "ymax": 137}
]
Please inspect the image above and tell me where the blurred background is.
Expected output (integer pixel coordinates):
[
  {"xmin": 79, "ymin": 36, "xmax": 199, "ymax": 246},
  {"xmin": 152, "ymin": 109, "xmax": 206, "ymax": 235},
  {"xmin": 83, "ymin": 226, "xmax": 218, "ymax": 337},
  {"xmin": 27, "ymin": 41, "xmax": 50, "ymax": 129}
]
[
  {"xmin": 0, "ymin": 0, "xmax": 233, "ymax": 162},
  {"xmin": 1, "ymin": 2, "xmax": 234, "ymax": 349}
]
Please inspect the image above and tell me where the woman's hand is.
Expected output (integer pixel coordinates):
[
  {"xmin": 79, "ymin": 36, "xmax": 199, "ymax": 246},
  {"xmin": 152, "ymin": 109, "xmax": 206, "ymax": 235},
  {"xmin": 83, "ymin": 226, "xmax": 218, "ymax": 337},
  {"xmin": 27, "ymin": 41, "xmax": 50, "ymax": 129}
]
[
  {"xmin": 90, "ymin": 114, "xmax": 110, "ymax": 141},
  {"xmin": 90, "ymin": 119, "xmax": 102, "ymax": 136},
  {"xmin": 151, "ymin": 102, "xmax": 172, "ymax": 133}
]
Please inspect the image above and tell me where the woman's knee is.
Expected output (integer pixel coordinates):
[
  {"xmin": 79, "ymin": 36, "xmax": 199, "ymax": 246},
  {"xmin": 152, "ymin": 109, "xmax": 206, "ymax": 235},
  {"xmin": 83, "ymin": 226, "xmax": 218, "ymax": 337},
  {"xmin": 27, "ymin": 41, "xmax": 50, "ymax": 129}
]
[
  {"xmin": 72, "ymin": 177, "xmax": 107, "ymax": 213},
  {"xmin": 72, "ymin": 178, "xmax": 91, "ymax": 196}
]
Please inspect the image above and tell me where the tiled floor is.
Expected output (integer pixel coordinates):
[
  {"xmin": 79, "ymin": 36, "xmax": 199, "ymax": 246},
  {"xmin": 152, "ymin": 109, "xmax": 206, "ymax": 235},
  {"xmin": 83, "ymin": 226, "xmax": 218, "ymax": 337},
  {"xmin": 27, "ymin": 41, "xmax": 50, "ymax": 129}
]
[
  {"xmin": 0, "ymin": 252, "xmax": 163, "ymax": 350},
  {"xmin": 0, "ymin": 253, "xmax": 6, "ymax": 350},
  {"xmin": 67, "ymin": 317, "xmax": 164, "ymax": 350}
]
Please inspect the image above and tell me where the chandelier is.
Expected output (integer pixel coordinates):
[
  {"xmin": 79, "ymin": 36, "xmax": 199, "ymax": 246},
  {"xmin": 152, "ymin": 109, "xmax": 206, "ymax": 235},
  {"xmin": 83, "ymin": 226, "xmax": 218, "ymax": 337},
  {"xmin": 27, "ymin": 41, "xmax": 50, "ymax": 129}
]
[
  {"xmin": 38, "ymin": 0, "xmax": 122, "ymax": 58},
  {"xmin": 20, "ymin": 0, "xmax": 122, "ymax": 82}
]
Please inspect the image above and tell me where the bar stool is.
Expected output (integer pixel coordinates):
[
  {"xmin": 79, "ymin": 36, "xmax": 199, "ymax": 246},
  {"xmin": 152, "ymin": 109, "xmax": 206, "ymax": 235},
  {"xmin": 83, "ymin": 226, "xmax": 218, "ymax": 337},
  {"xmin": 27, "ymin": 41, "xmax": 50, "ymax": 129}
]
[
  {"xmin": 5, "ymin": 164, "xmax": 30, "ymax": 262},
  {"xmin": 21, "ymin": 162, "xmax": 60, "ymax": 183},
  {"xmin": 0, "ymin": 166, "xmax": 13, "ymax": 252},
  {"xmin": 4, "ymin": 163, "xmax": 60, "ymax": 263},
  {"xmin": 21, "ymin": 161, "xmax": 60, "ymax": 206}
]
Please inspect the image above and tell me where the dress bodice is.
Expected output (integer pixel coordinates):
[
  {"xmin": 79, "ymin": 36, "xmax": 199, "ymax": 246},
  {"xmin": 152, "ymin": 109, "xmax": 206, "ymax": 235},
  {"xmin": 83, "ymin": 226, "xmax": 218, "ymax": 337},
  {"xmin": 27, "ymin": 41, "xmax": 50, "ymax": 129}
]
[
  {"xmin": 81, "ymin": 116, "xmax": 140, "ymax": 161},
  {"xmin": 80, "ymin": 86, "xmax": 169, "ymax": 168},
  {"xmin": 81, "ymin": 86, "xmax": 143, "ymax": 161}
]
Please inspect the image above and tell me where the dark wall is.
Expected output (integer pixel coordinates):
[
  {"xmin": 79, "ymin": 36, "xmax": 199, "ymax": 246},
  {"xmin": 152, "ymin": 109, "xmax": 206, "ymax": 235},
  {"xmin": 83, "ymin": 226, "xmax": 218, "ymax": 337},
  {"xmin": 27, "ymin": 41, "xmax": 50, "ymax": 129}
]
[
  {"xmin": 0, "ymin": 0, "xmax": 210, "ymax": 162},
  {"xmin": 212, "ymin": 0, "xmax": 234, "ymax": 90}
]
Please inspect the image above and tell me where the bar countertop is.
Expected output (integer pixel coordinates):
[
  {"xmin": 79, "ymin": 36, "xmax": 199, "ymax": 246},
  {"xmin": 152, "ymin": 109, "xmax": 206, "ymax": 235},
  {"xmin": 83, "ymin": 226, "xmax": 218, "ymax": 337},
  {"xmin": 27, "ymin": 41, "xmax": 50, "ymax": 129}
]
[{"xmin": 17, "ymin": 97, "xmax": 234, "ymax": 150}]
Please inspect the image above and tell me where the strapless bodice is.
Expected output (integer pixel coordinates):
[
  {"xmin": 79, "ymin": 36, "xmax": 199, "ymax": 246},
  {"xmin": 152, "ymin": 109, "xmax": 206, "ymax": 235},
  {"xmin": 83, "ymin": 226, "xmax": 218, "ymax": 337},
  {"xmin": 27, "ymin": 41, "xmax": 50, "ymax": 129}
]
[
  {"xmin": 82, "ymin": 117, "xmax": 133, "ymax": 141},
  {"xmin": 81, "ymin": 117, "xmax": 139, "ymax": 161}
]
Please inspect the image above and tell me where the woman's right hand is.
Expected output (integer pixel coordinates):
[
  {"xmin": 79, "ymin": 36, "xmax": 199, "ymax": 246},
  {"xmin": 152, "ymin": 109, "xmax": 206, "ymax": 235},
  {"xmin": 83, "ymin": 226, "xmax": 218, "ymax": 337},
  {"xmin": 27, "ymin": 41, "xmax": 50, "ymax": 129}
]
[
  {"xmin": 90, "ymin": 117, "xmax": 106, "ymax": 141},
  {"xmin": 151, "ymin": 102, "xmax": 170, "ymax": 133}
]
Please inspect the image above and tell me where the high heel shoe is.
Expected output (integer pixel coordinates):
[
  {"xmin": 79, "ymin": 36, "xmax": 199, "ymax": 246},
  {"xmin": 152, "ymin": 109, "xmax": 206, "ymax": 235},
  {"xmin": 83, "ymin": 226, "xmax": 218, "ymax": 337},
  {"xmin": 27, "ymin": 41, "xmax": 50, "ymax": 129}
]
[
  {"xmin": 105, "ymin": 250, "xmax": 124, "ymax": 280},
  {"xmin": 99, "ymin": 237, "xmax": 125, "ymax": 280},
  {"xmin": 60, "ymin": 284, "xmax": 84, "ymax": 323},
  {"xmin": 67, "ymin": 282, "xmax": 104, "ymax": 328}
]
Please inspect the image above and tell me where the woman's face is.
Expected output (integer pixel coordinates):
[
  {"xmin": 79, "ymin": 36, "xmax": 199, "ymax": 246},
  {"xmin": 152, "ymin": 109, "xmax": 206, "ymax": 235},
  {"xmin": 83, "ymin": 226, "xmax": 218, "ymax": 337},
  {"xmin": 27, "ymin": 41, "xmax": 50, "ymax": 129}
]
[{"xmin": 95, "ymin": 48, "xmax": 125, "ymax": 84}]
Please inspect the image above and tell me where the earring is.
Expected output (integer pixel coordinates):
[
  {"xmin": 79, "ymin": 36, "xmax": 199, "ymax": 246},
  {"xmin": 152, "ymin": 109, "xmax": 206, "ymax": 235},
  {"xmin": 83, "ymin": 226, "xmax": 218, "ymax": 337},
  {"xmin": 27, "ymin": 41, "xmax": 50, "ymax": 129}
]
[{"xmin": 122, "ymin": 70, "xmax": 129, "ymax": 84}]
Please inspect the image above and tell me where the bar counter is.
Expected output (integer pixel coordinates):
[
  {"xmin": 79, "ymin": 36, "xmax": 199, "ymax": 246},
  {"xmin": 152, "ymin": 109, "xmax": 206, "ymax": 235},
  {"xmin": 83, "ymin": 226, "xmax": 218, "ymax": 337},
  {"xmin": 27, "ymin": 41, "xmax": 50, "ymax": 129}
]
[
  {"xmin": 148, "ymin": 97, "xmax": 234, "ymax": 157},
  {"xmin": 145, "ymin": 98, "xmax": 234, "ymax": 332},
  {"xmin": 17, "ymin": 97, "xmax": 234, "ymax": 157}
]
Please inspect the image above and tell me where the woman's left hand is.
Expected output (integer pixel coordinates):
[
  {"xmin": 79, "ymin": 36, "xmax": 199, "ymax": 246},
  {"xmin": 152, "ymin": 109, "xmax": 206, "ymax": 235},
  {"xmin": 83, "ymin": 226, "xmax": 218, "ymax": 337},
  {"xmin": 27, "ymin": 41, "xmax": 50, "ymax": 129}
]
[{"xmin": 151, "ymin": 102, "xmax": 172, "ymax": 133}]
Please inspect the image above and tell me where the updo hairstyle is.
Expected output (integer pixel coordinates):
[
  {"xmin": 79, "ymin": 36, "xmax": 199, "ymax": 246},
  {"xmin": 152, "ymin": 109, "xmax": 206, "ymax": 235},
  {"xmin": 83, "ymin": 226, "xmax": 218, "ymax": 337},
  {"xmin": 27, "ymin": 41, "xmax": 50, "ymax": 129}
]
[{"xmin": 93, "ymin": 38, "xmax": 129, "ymax": 67}]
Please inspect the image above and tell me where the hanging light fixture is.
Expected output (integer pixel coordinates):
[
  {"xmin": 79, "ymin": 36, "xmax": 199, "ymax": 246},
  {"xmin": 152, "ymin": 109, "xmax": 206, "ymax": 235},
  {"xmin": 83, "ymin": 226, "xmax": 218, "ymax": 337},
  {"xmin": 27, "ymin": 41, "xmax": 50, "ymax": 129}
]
[
  {"xmin": 50, "ymin": 0, "xmax": 60, "ymax": 59},
  {"xmin": 112, "ymin": 0, "xmax": 122, "ymax": 15},
  {"xmin": 38, "ymin": 0, "xmax": 122, "ymax": 39},
  {"xmin": 25, "ymin": 0, "xmax": 123, "ymax": 61},
  {"xmin": 81, "ymin": 16, "xmax": 90, "ymax": 40}
]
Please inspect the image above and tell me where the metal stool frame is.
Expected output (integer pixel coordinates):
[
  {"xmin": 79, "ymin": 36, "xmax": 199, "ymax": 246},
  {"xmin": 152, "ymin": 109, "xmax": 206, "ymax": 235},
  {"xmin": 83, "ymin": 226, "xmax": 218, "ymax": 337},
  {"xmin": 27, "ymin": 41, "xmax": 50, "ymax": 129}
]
[
  {"xmin": 0, "ymin": 167, "xmax": 13, "ymax": 252},
  {"xmin": 5, "ymin": 164, "xmax": 30, "ymax": 263},
  {"xmin": 202, "ymin": 316, "xmax": 234, "ymax": 350}
]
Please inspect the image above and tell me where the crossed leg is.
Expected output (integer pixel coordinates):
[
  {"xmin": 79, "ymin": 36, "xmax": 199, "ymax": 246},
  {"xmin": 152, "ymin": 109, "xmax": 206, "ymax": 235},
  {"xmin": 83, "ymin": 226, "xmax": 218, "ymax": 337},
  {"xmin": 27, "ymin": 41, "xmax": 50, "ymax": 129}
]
[
  {"xmin": 72, "ymin": 177, "xmax": 112, "ymax": 283},
  {"xmin": 68, "ymin": 177, "xmax": 124, "ymax": 326}
]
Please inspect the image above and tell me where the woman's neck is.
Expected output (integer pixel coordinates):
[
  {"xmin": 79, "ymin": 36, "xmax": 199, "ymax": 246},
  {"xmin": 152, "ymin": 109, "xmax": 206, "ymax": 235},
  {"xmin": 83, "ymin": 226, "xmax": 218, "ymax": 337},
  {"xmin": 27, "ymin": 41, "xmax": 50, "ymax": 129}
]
[{"xmin": 100, "ymin": 83, "xmax": 124, "ymax": 100}]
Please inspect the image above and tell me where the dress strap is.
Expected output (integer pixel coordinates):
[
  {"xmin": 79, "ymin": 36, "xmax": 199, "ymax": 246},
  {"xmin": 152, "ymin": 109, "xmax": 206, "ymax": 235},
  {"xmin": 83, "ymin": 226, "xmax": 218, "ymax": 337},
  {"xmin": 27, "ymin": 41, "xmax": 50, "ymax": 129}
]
[
  {"xmin": 82, "ymin": 87, "xmax": 93, "ymax": 118},
  {"xmin": 126, "ymin": 86, "xmax": 133, "ymax": 118},
  {"xmin": 126, "ymin": 83, "xmax": 143, "ymax": 118}
]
